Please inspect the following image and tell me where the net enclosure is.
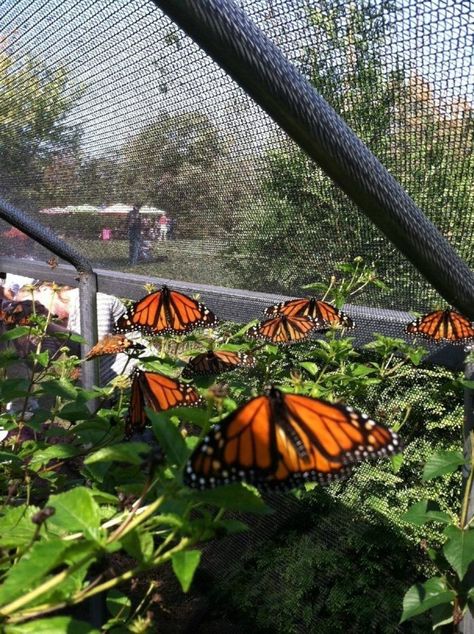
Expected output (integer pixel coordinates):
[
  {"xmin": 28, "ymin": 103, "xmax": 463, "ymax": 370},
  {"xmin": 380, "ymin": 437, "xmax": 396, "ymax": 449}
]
[{"xmin": 0, "ymin": 0, "xmax": 473, "ymax": 632}]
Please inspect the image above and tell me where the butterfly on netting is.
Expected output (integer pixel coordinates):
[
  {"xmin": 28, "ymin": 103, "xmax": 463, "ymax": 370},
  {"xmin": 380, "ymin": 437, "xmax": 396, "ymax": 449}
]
[
  {"xmin": 85, "ymin": 334, "xmax": 146, "ymax": 360},
  {"xmin": 126, "ymin": 369, "xmax": 203, "ymax": 436},
  {"xmin": 182, "ymin": 349, "xmax": 256, "ymax": 379},
  {"xmin": 264, "ymin": 297, "xmax": 354, "ymax": 329},
  {"xmin": 246, "ymin": 313, "xmax": 319, "ymax": 344},
  {"xmin": 114, "ymin": 285, "xmax": 218, "ymax": 336},
  {"xmin": 405, "ymin": 309, "xmax": 474, "ymax": 344},
  {"xmin": 0, "ymin": 300, "xmax": 48, "ymax": 327},
  {"xmin": 184, "ymin": 386, "xmax": 401, "ymax": 491}
]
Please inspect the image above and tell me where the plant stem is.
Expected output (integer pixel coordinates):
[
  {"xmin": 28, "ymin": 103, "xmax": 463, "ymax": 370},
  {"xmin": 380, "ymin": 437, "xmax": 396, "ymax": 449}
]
[{"xmin": 460, "ymin": 431, "xmax": 474, "ymax": 529}]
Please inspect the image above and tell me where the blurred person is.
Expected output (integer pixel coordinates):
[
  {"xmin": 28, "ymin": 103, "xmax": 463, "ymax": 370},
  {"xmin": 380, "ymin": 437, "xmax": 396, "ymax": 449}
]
[
  {"xmin": 127, "ymin": 204, "xmax": 142, "ymax": 265},
  {"xmin": 158, "ymin": 212, "xmax": 169, "ymax": 241},
  {"xmin": 0, "ymin": 273, "xmax": 36, "ymax": 300},
  {"xmin": 16, "ymin": 282, "xmax": 136, "ymax": 385}
]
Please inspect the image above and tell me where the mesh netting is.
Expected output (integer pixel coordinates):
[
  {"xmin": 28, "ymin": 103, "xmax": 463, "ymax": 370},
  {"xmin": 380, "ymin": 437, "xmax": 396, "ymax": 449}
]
[
  {"xmin": 1, "ymin": 0, "xmax": 472, "ymax": 310},
  {"xmin": 0, "ymin": 1, "xmax": 472, "ymax": 631}
]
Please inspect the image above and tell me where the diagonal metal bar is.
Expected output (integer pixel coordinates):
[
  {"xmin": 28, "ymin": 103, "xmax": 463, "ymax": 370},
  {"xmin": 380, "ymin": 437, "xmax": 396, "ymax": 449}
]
[{"xmin": 151, "ymin": 0, "xmax": 474, "ymax": 320}]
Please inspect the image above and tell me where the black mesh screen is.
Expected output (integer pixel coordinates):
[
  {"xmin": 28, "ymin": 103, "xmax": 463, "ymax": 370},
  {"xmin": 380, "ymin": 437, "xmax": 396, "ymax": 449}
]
[
  {"xmin": 0, "ymin": 1, "xmax": 472, "ymax": 631},
  {"xmin": 1, "ymin": 0, "xmax": 472, "ymax": 310}
]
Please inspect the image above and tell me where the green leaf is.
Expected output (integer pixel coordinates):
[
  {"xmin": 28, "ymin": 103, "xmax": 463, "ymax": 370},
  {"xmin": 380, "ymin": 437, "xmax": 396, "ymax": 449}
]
[
  {"xmin": 390, "ymin": 453, "xmax": 404, "ymax": 473},
  {"xmin": 29, "ymin": 445, "xmax": 81, "ymax": 470},
  {"xmin": 422, "ymin": 451, "xmax": 465, "ymax": 480},
  {"xmin": 39, "ymin": 379, "xmax": 78, "ymax": 400},
  {"xmin": 443, "ymin": 525, "xmax": 474, "ymax": 580},
  {"xmin": 85, "ymin": 443, "xmax": 151, "ymax": 466},
  {"xmin": 47, "ymin": 487, "xmax": 101, "ymax": 538},
  {"xmin": 0, "ymin": 326, "xmax": 31, "ymax": 342},
  {"xmin": 0, "ymin": 539, "xmax": 70, "ymax": 605},
  {"xmin": 58, "ymin": 401, "xmax": 93, "ymax": 422},
  {"xmin": 171, "ymin": 549, "xmax": 201, "ymax": 592},
  {"xmin": 121, "ymin": 529, "xmax": 154, "ymax": 563},
  {"xmin": 400, "ymin": 577, "xmax": 456, "ymax": 623},
  {"xmin": 0, "ymin": 505, "xmax": 41, "ymax": 547},
  {"xmin": 150, "ymin": 411, "xmax": 187, "ymax": 466},
  {"xmin": 34, "ymin": 351, "xmax": 50, "ymax": 368},
  {"xmin": 167, "ymin": 407, "xmax": 209, "ymax": 426},
  {"xmin": 106, "ymin": 589, "xmax": 131, "ymax": 619},
  {"xmin": 186, "ymin": 483, "xmax": 270, "ymax": 514},
  {"xmin": 5, "ymin": 617, "xmax": 99, "ymax": 634},
  {"xmin": 0, "ymin": 450, "xmax": 23, "ymax": 465},
  {"xmin": 299, "ymin": 361, "xmax": 318, "ymax": 376},
  {"xmin": 401, "ymin": 500, "xmax": 452, "ymax": 526}
]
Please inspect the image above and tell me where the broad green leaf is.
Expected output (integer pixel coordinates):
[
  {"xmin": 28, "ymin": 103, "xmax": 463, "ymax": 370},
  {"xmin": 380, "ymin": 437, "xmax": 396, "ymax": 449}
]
[
  {"xmin": 0, "ymin": 539, "xmax": 69, "ymax": 605},
  {"xmin": 0, "ymin": 326, "xmax": 31, "ymax": 342},
  {"xmin": 216, "ymin": 519, "xmax": 248, "ymax": 534},
  {"xmin": 106, "ymin": 589, "xmax": 131, "ymax": 619},
  {"xmin": 171, "ymin": 549, "xmax": 201, "ymax": 592},
  {"xmin": 58, "ymin": 401, "xmax": 93, "ymax": 422},
  {"xmin": 431, "ymin": 603, "xmax": 455, "ymax": 629},
  {"xmin": 121, "ymin": 529, "xmax": 154, "ymax": 563},
  {"xmin": 85, "ymin": 442, "xmax": 150, "ymax": 466},
  {"xmin": 299, "ymin": 361, "xmax": 318, "ymax": 376},
  {"xmin": 150, "ymin": 411, "xmax": 187, "ymax": 466},
  {"xmin": 167, "ymin": 407, "xmax": 209, "ymax": 426},
  {"xmin": 422, "ymin": 450, "xmax": 465, "ymax": 480},
  {"xmin": 0, "ymin": 450, "xmax": 22, "ymax": 464},
  {"xmin": 39, "ymin": 379, "xmax": 78, "ymax": 400},
  {"xmin": 0, "ymin": 505, "xmax": 40, "ymax": 547},
  {"xmin": 401, "ymin": 500, "xmax": 452, "ymax": 526},
  {"xmin": 0, "ymin": 378, "xmax": 30, "ymax": 400},
  {"xmin": 390, "ymin": 453, "xmax": 404, "ymax": 473},
  {"xmin": 400, "ymin": 577, "xmax": 456, "ymax": 623},
  {"xmin": 5, "ymin": 617, "xmax": 99, "ymax": 633},
  {"xmin": 186, "ymin": 483, "xmax": 270, "ymax": 514},
  {"xmin": 29, "ymin": 445, "xmax": 81, "ymax": 470},
  {"xmin": 443, "ymin": 525, "xmax": 474, "ymax": 580},
  {"xmin": 34, "ymin": 351, "xmax": 50, "ymax": 367},
  {"xmin": 47, "ymin": 487, "xmax": 101, "ymax": 538}
]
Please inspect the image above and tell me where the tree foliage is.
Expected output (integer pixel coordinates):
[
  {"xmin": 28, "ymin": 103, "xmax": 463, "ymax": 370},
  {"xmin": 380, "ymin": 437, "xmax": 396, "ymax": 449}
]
[{"xmin": 0, "ymin": 40, "xmax": 81, "ymax": 206}]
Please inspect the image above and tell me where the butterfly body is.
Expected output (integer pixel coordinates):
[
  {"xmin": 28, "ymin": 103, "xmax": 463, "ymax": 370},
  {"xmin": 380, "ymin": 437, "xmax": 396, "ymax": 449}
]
[
  {"xmin": 247, "ymin": 313, "xmax": 319, "ymax": 344},
  {"xmin": 182, "ymin": 349, "xmax": 256, "ymax": 378},
  {"xmin": 184, "ymin": 387, "xmax": 401, "ymax": 490},
  {"xmin": 405, "ymin": 309, "xmax": 474, "ymax": 344},
  {"xmin": 264, "ymin": 297, "xmax": 354, "ymax": 329},
  {"xmin": 127, "ymin": 369, "xmax": 202, "ymax": 436},
  {"xmin": 115, "ymin": 285, "xmax": 218, "ymax": 336}
]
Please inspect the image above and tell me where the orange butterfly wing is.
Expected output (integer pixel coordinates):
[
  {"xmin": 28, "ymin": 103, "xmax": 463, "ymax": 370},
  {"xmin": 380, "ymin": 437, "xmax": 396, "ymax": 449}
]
[
  {"xmin": 126, "ymin": 370, "xmax": 202, "ymax": 436},
  {"xmin": 184, "ymin": 388, "xmax": 401, "ymax": 490},
  {"xmin": 115, "ymin": 286, "xmax": 217, "ymax": 335},
  {"xmin": 182, "ymin": 350, "xmax": 256, "ymax": 378},
  {"xmin": 405, "ymin": 309, "xmax": 474, "ymax": 344},
  {"xmin": 86, "ymin": 334, "xmax": 144, "ymax": 360},
  {"xmin": 264, "ymin": 298, "xmax": 354, "ymax": 328},
  {"xmin": 248, "ymin": 314, "xmax": 317, "ymax": 344}
]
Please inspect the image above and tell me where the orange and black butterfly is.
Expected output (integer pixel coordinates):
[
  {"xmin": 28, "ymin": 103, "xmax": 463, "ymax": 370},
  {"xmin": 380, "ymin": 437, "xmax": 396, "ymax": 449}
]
[
  {"xmin": 126, "ymin": 369, "xmax": 202, "ymax": 436},
  {"xmin": 182, "ymin": 350, "xmax": 256, "ymax": 378},
  {"xmin": 0, "ymin": 300, "xmax": 48, "ymax": 326},
  {"xmin": 247, "ymin": 314, "xmax": 319, "ymax": 344},
  {"xmin": 264, "ymin": 297, "xmax": 354, "ymax": 329},
  {"xmin": 405, "ymin": 309, "xmax": 474, "ymax": 344},
  {"xmin": 114, "ymin": 285, "xmax": 218, "ymax": 336},
  {"xmin": 184, "ymin": 386, "xmax": 401, "ymax": 490},
  {"xmin": 86, "ymin": 334, "xmax": 145, "ymax": 360}
]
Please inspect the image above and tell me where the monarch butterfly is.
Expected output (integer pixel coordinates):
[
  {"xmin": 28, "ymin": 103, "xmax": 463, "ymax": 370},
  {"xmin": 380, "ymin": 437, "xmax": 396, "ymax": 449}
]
[
  {"xmin": 0, "ymin": 300, "xmax": 48, "ymax": 326},
  {"xmin": 405, "ymin": 309, "xmax": 474, "ymax": 344},
  {"xmin": 182, "ymin": 350, "xmax": 256, "ymax": 378},
  {"xmin": 247, "ymin": 314, "xmax": 319, "ymax": 344},
  {"xmin": 184, "ymin": 386, "xmax": 401, "ymax": 490},
  {"xmin": 114, "ymin": 285, "xmax": 218, "ymax": 336},
  {"xmin": 264, "ymin": 297, "xmax": 354, "ymax": 329},
  {"xmin": 86, "ymin": 334, "xmax": 146, "ymax": 360},
  {"xmin": 126, "ymin": 369, "xmax": 203, "ymax": 436}
]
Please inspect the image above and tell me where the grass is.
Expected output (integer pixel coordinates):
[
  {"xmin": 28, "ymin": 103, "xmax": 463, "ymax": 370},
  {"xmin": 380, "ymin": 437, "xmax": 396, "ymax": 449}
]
[{"xmin": 72, "ymin": 237, "xmax": 236, "ymax": 287}]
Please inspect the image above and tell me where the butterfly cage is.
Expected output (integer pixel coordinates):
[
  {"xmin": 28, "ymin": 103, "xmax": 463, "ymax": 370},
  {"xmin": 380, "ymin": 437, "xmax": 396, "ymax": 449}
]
[{"xmin": 0, "ymin": 0, "xmax": 473, "ymax": 632}]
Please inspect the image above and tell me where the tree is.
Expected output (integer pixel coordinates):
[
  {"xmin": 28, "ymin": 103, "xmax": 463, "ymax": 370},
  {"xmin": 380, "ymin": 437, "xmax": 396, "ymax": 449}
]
[
  {"xmin": 0, "ymin": 39, "xmax": 81, "ymax": 208},
  {"xmin": 229, "ymin": 1, "xmax": 473, "ymax": 309}
]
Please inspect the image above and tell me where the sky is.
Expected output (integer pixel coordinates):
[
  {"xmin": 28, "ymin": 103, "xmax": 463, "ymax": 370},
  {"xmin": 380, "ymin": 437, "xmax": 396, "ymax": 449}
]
[{"xmin": 1, "ymin": 0, "xmax": 473, "ymax": 158}]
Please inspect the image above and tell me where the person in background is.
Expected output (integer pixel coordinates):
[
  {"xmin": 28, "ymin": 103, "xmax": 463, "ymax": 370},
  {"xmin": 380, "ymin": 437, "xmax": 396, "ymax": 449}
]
[
  {"xmin": 127, "ymin": 204, "xmax": 142, "ymax": 264},
  {"xmin": 16, "ymin": 282, "xmax": 135, "ymax": 385},
  {"xmin": 140, "ymin": 216, "xmax": 155, "ymax": 262},
  {"xmin": 158, "ymin": 212, "xmax": 169, "ymax": 241},
  {"xmin": 0, "ymin": 273, "xmax": 36, "ymax": 300}
]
